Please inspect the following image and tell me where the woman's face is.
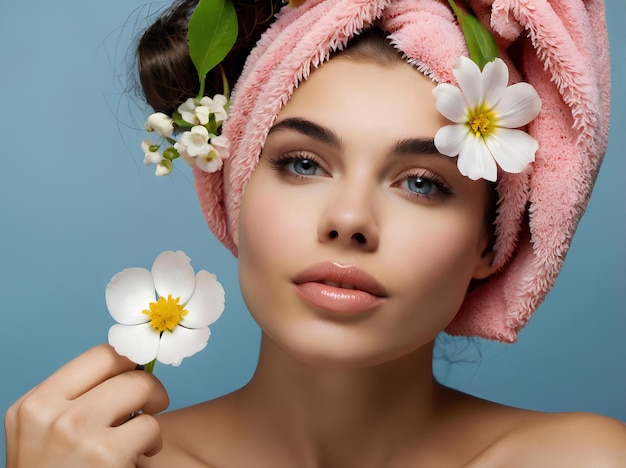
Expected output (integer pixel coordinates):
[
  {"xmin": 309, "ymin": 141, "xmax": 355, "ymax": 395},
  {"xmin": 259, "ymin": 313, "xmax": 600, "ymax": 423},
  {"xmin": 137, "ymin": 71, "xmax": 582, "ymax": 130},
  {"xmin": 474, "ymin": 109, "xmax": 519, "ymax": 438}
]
[{"xmin": 237, "ymin": 56, "xmax": 494, "ymax": 368}]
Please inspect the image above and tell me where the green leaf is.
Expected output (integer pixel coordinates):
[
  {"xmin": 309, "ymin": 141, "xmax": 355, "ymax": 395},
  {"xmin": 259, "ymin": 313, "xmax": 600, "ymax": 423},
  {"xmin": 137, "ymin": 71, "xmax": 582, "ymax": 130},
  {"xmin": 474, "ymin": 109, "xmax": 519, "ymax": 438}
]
[
  {"xmin": 459, "ymin": 14, "xmax": 498, "ymax": 69},
  {"xmin": 188, "ymin": 0, "xmax": 238, "ymax": 98},
  {"xmin": 447, "ymin": 0, "xmax": 498, "ymax": 69}
]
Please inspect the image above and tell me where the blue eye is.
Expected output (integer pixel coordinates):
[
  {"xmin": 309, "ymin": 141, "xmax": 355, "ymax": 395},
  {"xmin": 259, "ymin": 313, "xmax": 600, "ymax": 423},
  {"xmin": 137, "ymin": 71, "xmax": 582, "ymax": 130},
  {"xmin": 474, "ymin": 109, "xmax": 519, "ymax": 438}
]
[
  {"xmin": 398, "ymin": 172, "xmax": 454, "ymax": 201},
  {"xmin": 405, "ymin": 176, "xmax": 435, "ymax": 195},
  {"xmin": 285, "ymin": 158, "xmax": 324, "ymax": 176}
]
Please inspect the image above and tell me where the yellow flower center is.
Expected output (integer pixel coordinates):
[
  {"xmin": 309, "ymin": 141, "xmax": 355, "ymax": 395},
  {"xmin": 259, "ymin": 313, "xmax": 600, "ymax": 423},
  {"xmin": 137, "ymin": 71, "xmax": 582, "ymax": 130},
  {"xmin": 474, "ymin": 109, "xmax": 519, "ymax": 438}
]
[
  {"xmin": 468, "ymin": 106, "xmax": 497, "ymax": 137},
  {"xmin": 143, "ymin": 295, "xmax": 188, "ymax": 333}
]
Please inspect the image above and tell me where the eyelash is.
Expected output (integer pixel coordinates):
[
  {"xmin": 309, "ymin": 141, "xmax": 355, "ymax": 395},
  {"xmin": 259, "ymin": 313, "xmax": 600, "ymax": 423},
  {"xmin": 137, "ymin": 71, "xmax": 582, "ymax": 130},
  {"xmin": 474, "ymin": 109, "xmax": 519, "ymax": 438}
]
[
  {"xmin": 267, "ymin": 153, "xmax": 454, "ymax": 200},
  {"xmin": 399, "ymin": 169, "xmax": 455, "ymax": 201},
  {"xmin": 267, "ymin": 152, "xmax": 327, "ymax": 179}
]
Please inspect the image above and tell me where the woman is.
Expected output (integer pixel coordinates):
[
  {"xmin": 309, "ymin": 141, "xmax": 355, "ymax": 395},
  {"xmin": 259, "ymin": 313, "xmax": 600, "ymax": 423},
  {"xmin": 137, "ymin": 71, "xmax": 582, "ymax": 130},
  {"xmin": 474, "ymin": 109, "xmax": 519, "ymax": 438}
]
[{"xmin": 6, "ymin": 0, "xmax": 625, "ymax": 466}]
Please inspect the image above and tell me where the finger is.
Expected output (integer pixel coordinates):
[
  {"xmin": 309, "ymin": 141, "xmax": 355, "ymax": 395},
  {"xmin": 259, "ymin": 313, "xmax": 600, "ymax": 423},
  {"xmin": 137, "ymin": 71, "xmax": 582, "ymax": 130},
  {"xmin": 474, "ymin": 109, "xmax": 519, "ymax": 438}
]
[
  {"xmin": 107, "ymin": 413, "xmax": 163, "ymax": 460},
  {"xmin": 74, "ymin": 369, "xmax": 169, "ymax": 426},
  {"xmin": 39, "ymin": 344, "xmax": 137, "ymax": 400},
  {"xmin": 4, "ymin": 387, "xmax": 36, "ymax": 468},
  {"xmin": 5, "ymin": 384, "xmax": 47, "ymax": 468}
]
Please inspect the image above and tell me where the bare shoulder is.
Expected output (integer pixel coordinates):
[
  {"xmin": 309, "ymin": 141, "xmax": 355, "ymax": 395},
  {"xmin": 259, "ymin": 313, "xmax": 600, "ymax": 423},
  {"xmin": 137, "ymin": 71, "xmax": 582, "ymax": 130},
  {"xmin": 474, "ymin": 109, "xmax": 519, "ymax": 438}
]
[
  {"xmin": 470, "ymin": 412, "xmax": 626, "ymax": 467},
  {"xmin": 138, "ymin": 395, "xmax": 239, "ymax": 468}
]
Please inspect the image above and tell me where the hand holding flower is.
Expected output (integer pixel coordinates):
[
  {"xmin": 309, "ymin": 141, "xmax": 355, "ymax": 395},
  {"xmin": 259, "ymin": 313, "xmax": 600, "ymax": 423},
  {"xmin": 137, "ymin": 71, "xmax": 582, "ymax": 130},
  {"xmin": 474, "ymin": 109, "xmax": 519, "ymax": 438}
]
[{"xmin": 5, "ymin": 344, "xmax": 169, "ymax": 467}]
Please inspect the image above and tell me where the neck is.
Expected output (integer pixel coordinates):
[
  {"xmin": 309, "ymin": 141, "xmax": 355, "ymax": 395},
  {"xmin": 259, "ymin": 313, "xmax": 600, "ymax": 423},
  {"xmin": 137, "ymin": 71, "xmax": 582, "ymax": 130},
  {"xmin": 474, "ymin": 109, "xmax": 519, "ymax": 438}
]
[{"xmin": 237, "ymin": 334, "xmax": 444, "ymax": 466}]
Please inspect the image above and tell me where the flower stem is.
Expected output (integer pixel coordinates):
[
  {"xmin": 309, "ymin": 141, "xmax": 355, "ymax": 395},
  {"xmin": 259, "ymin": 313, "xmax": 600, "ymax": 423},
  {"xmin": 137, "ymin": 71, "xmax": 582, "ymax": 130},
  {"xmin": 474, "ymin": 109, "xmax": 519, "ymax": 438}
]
[
  {"xmin": 143, "ymin": 359, "xmax": 156, "ymax": 374},
  {"xmin": 220, "ymin": 65, "xmax": 230, "ymax": 100},
  {"xmin": 197, "ymin": 76, "xmax": 206, "ymax": 100}
]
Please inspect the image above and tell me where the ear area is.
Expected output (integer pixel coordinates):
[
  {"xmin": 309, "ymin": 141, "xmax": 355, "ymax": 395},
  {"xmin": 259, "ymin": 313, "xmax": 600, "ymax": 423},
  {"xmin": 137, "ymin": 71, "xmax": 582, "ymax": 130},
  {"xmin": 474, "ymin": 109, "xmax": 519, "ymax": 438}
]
[{"xmin": 472, "ymin": 247, "xmax": 496, "ymax": 280}]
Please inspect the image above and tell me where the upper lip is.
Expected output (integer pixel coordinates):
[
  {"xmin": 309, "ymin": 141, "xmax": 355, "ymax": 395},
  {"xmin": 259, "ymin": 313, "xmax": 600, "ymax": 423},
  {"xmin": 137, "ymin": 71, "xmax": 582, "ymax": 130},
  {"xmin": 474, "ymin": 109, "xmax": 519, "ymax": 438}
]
[{"xmin": 293, "ymin": 262, "xmax": 388, "ymax": 298}]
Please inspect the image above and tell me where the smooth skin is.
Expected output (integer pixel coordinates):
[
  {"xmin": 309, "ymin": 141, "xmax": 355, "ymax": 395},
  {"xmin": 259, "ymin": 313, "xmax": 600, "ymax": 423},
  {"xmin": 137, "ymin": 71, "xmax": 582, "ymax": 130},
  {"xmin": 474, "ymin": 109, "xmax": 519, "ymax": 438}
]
[{"xmin": 6, "ymin": 57, "xmax": 626, "ymax": 467}]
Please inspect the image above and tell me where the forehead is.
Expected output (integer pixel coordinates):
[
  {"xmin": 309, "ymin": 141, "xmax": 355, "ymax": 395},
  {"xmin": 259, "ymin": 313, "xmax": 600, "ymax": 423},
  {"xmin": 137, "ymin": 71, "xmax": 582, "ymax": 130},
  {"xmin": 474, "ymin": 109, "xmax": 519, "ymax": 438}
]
[{"xmin": 276, "ymin": 56, "xmax": 447, "ymax": 141}]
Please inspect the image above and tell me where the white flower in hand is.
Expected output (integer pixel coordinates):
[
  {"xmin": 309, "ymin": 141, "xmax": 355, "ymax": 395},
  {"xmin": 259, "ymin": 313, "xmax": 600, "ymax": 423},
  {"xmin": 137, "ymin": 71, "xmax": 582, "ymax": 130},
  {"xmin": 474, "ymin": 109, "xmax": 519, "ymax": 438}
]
[
  {"xmin": 144, "ymin": 112, "xmax": 174, "ymax": 138},
  {"xmin": 175, "ymin": 125, "xmax": 211, "ymax": 158},
  {"xmin": 199, "ymin": 94, "xmax": 228, "ymax": 123},
  {"xmin": 433, "ymin": 56, "xmax": 541, "ymax": 182},
  {"xmin": 106, "ymin": 250, "xmax": 225, "ymax": 366}
]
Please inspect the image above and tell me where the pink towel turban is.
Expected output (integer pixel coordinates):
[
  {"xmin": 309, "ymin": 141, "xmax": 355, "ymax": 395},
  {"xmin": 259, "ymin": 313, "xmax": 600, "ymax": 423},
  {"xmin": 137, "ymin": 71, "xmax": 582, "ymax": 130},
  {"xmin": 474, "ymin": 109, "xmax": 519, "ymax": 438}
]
[{"xmin": 192, "ymin": 0, "xmax": 611, "ymax": 342}]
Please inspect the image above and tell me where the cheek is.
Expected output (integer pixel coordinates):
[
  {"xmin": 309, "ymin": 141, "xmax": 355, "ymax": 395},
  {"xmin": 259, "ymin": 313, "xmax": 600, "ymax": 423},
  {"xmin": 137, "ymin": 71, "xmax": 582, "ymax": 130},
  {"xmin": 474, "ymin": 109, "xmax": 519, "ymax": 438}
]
[
  {"xmin": 236, "ymin": 174, "xmax": 310, "ymax": 314},
  {"xmin": 238, "ymin": 176, "xmax": 310, "ymax": 263},
  {"xmin": 383, "ymin": 210, "xmax": 486, "ymax": 324}
]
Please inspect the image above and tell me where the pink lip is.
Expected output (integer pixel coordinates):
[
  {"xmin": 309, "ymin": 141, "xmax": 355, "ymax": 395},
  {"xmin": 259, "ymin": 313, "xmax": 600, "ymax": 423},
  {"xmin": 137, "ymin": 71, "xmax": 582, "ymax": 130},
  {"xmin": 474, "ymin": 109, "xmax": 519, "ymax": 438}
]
[{"xmin": 293, "ymin": 262, "xmax": 388, "ymax": 314}]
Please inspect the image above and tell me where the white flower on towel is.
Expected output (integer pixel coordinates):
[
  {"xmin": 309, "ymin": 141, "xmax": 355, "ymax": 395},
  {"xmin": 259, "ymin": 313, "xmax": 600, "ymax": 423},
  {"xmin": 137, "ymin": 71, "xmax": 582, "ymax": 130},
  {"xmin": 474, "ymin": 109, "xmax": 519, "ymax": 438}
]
[{"xmin": 433, "ymin": 56, "xmax": 541, "ymax": 182}]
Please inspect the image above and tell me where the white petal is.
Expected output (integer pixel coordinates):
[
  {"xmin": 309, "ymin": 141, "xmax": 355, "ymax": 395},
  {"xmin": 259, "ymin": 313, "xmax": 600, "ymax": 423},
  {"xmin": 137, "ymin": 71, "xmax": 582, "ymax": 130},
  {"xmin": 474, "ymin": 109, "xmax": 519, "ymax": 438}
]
[
  {"xmin": 211, "ymin": 94, "xmax": 228, "ymax": 107},
  {"xmin": 434, "ymin": 124, "xmax": 470, "ymax": 157},
  {"xmin": 157, "ymin": 326, "xmax": 211, "ymax": 366},
  {"xmin": 148, "ymin": 113, "xmax": 174, "ymax": 138},
  {"xmin": 105, "ymin": 267, "xmax": 154, "ymax": 325},
  {"xmin": 177, "ymin": 98, "xmax": 196, "ymax": 115},
  {"xmin": 214, "ymin": 110, "xmax": 228, "ymax": 123},
  {"xmin": 191, "ymin": 125, "xmax": 209, "ymax": 139},
  {"xmin": 211, "ymin": 134, "xmax": 230, "ymax": 148},
  {"xmin": 151, "ymin": 251, "xmax": 196, "ymax": 304},
  {"xmin": 155, "ymin": 160, "xmax": 173, "ymax": 176},
  {"xmin": 481, "ymin": 58, "xmax": 509, "ymax": 108},
  {"xmin": 484, "ymin": 128, "xmax": 538, "ymax": 174},
  {"xmin": 195, "ymin": 154, "xmax": 223, "ymax": 173},
  {"xmin": 195, "ymin": 106, "xmax": 211, "ymax": 126},
  {"xmin": 494, "ymin": 82, "xmax": 542, "ymax": 128},
  {"xmin": 143, "ymin": 151, "xmax": 163, "ymax": 166},
  {"xmin": 141, "ymin": 140, "xmax": 154, "ymax": 152},
  {"xmin": 174, "ymin": 141, "xmax": 190, "ymax": 158},
  {"xmin": 433, "ymin": 84, "xmax": 468, "ymax": 123},
  {"xmin": 182, "ymin": 270, "xmax": 225, "ymax": 328},
  {"xmin": 452, "ymin": 56, "xmax": 482, "ymax": 108},
  {"xmin": 108, "ymin": 323, "xmax": 159, "ymax": 365},
  {"xmin": 457, "ymin": 136, "xmax": 498, "ymax": 182}
]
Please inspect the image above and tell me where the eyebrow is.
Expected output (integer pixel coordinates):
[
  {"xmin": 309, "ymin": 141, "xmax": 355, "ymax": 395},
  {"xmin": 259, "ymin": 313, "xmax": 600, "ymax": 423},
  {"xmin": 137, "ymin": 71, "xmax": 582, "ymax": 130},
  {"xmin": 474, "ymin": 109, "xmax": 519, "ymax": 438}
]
[
  {"xmin": 389, "ymin": 138, "xmax": 440, "ymax": 158},
  {"xmin": 268, "ymin": 117, "xmax": 443, "ymax": 159},
  {"xmin": 268, "ymin": 118, "xmax": 342, "ymax": 148}
]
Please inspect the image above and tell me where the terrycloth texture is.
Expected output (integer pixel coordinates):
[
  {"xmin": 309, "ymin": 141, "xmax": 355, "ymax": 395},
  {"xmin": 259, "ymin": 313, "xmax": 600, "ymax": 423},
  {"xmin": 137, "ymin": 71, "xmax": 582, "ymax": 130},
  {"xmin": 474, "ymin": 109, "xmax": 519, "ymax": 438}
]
[{"xmin": 193, "ymin": 0, "xmax": 611, "ymax": 342}]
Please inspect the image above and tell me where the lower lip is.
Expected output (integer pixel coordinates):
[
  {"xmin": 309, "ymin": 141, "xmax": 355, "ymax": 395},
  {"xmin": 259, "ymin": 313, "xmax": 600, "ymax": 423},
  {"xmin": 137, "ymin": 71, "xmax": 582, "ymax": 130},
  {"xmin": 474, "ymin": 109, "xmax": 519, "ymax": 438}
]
[{"xmin": 294, "ymin": 282, "xmax": 385, "ymax": 314}]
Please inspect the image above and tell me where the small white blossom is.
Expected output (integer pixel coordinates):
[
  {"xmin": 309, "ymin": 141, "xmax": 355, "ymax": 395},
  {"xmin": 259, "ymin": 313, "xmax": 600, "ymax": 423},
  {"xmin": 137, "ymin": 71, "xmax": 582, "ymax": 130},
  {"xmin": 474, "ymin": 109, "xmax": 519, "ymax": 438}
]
[
  {"xmin": 195, "ymin": 145, "xmax": 224, "ymax": 173},
  {"xmin": 155, "ymin": 160, "xmax": 173, "ymax": 176},
  {"xmin": 199, "ymin": 94, "xmax": 228, "ymax": 122},
  {"xmin": 194, "ymin": 134, "xmax": 230, "ymax": 173},
  {"xmin": 178, "ymin": 98, "xmax": 210, "ymax": 126},
  {"xmin": 175, "ymin": 125, "xmax": 211, "ymax": 158},
  {"xmin": 433, "ymin": 56, "xmax": 541, "ymax": 182},
  {"xmin": 142, "ymin": 139, "xmax": 163, "ymax": 166},
  {"xmin": 144, "ymin": 112, "xmax": 174, "ymax": 138},
  {"xmin": 106, "ymin": 251, "xmax": 225, "ymax": 366}
]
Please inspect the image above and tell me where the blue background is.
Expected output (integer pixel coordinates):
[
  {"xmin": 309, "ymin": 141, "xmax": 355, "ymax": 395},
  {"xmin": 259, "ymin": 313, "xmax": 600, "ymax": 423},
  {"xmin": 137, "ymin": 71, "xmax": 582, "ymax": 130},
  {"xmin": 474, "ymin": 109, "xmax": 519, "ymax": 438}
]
[{"xmin": 1, "ymin": 0, "xmax": 624, "ymax": 461}]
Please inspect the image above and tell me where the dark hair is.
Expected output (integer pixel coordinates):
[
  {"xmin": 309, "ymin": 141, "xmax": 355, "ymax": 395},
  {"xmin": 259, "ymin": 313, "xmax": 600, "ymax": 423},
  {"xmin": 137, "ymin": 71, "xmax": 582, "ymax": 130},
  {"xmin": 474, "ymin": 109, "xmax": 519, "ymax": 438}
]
[{"xmin": 137, "ymin": 0, "xmax": 284, "ymax": 114}]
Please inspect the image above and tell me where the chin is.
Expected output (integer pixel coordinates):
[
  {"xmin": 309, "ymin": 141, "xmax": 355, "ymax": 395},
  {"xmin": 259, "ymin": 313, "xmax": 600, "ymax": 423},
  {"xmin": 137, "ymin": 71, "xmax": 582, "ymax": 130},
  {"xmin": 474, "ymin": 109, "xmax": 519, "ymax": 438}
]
[{"xmin": 263, "ymin": 322, "xmax": 435, "ymax": 371}]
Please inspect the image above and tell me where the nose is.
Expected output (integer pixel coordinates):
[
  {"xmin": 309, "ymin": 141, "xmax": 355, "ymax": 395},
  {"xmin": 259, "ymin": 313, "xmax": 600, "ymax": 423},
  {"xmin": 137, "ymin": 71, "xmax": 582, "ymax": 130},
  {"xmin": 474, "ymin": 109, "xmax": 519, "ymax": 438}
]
[{"xmin": 317, "ymin": 183, "xmax": 379, "ymax": 252}]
